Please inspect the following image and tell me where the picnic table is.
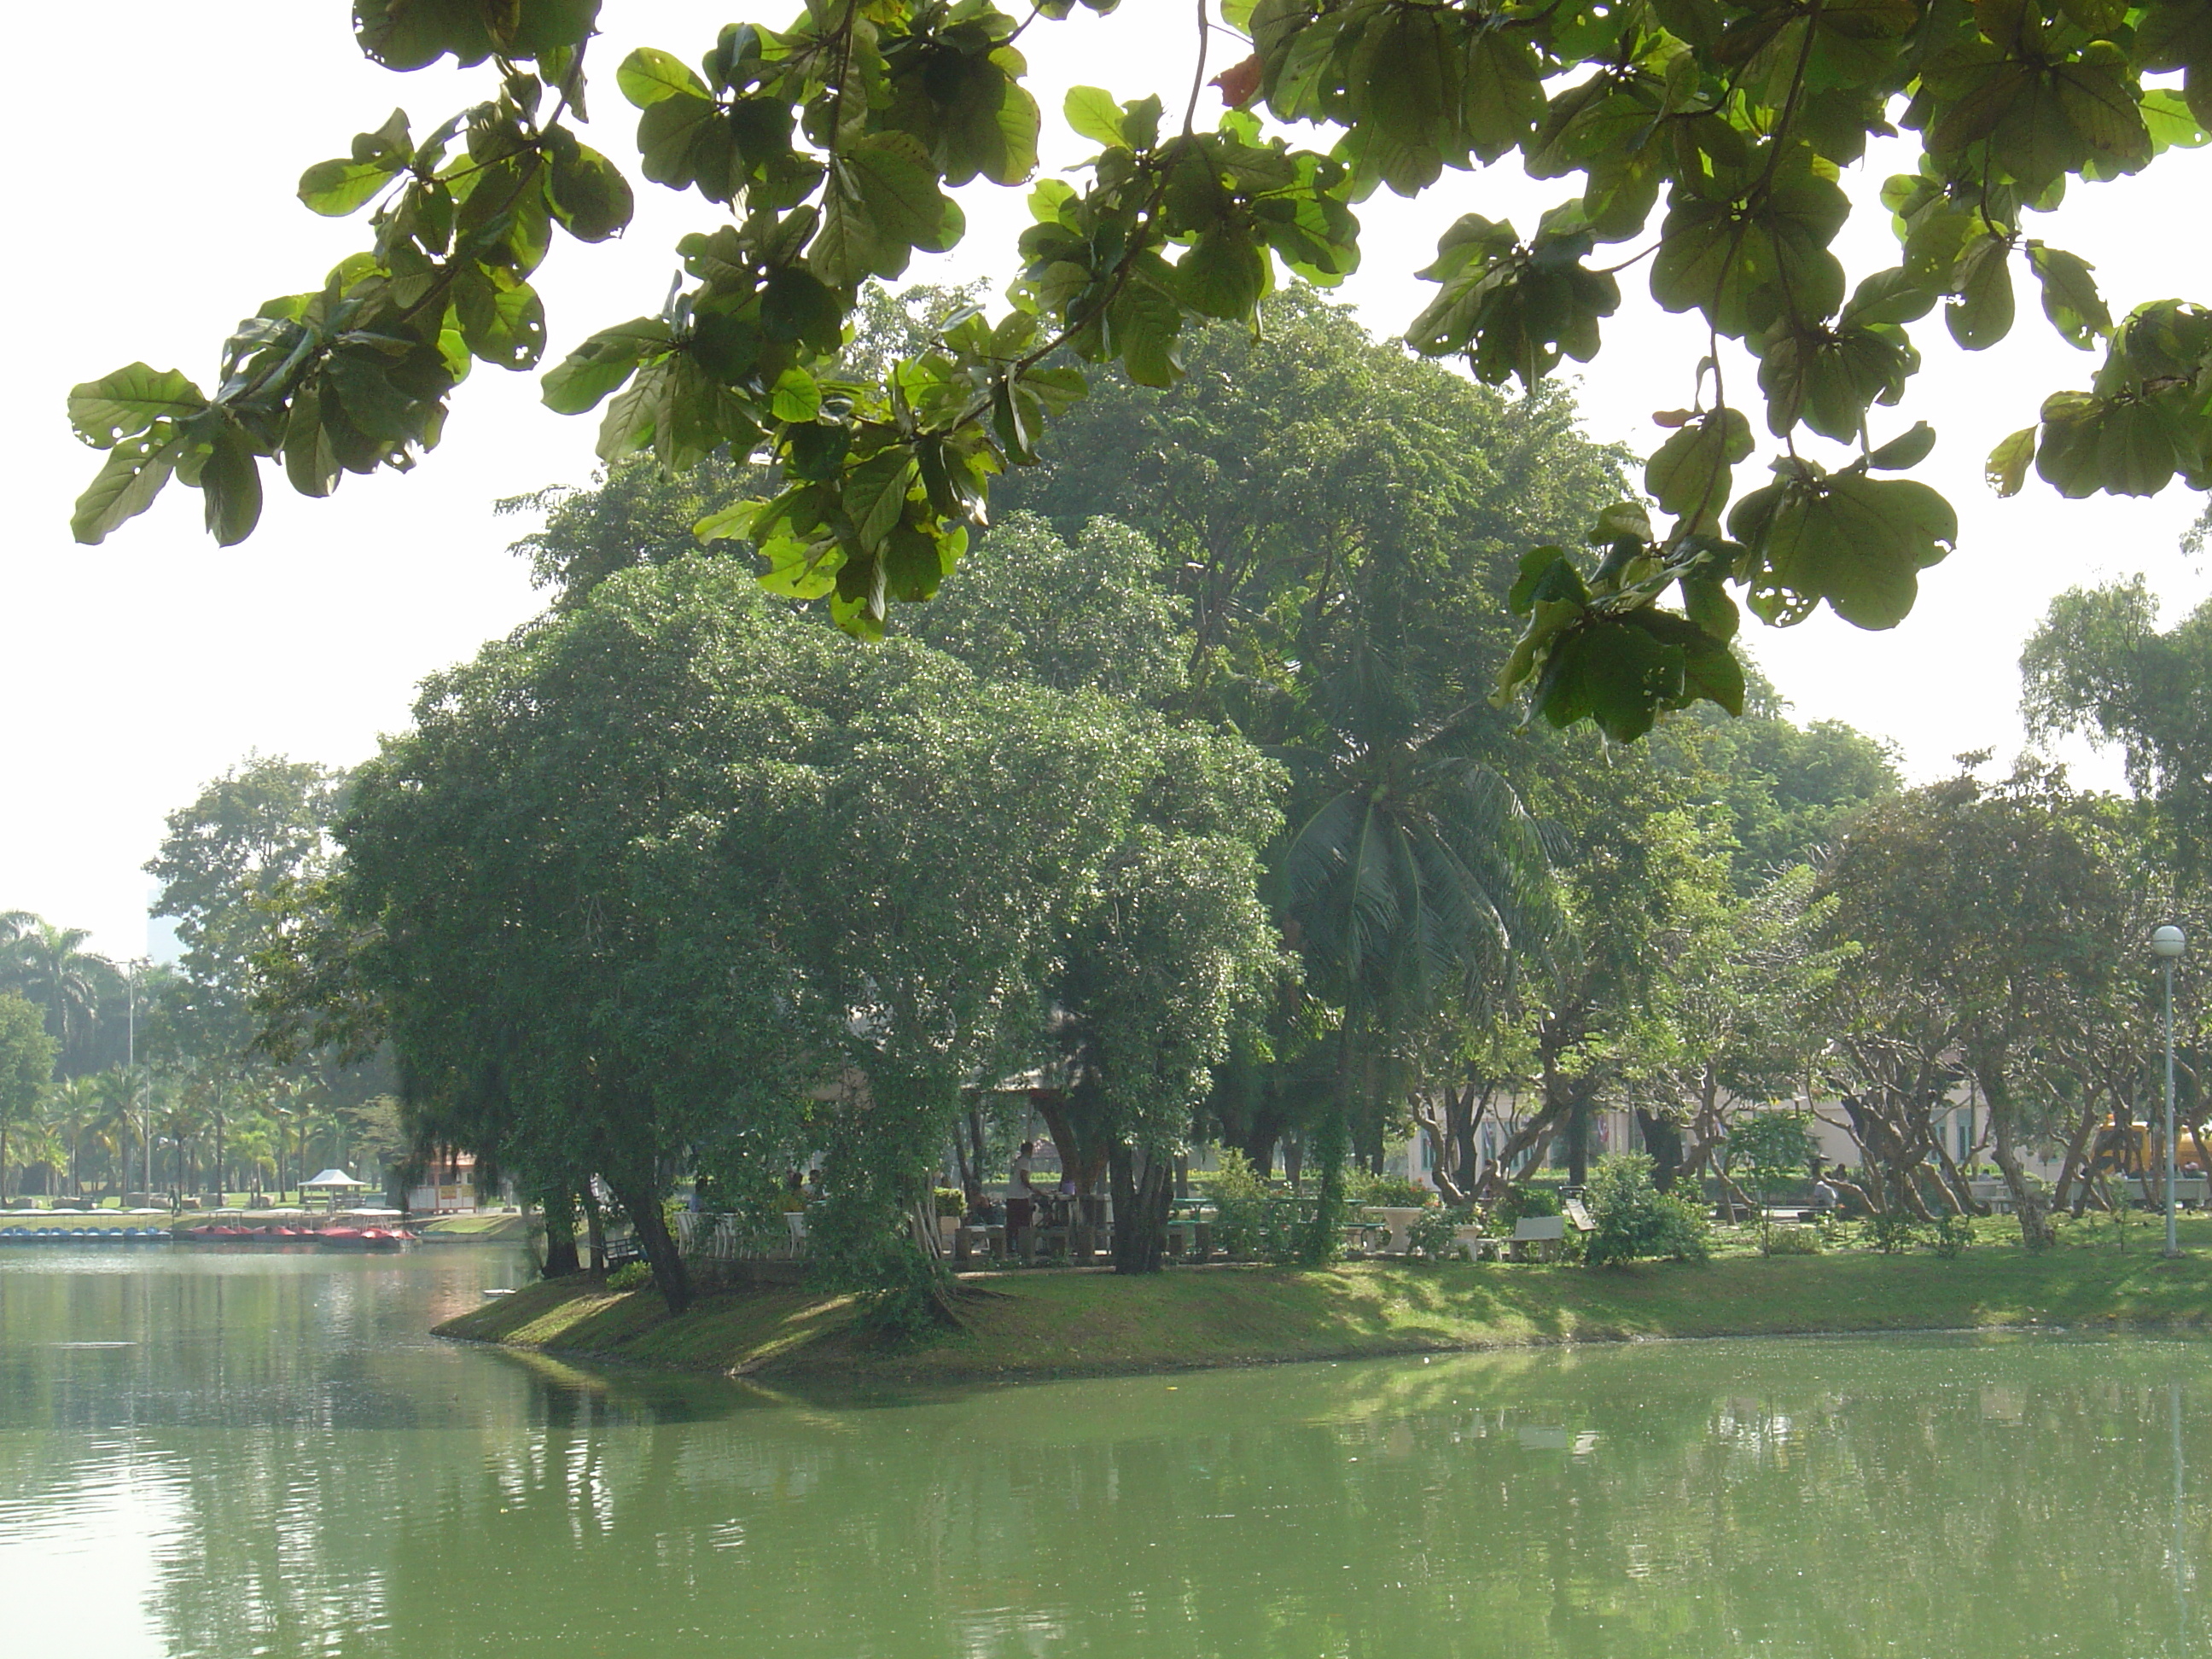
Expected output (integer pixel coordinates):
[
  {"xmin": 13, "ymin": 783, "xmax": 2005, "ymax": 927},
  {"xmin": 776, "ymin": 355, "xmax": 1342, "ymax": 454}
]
[{"xmin": 1359, "ymin": 1205, "xmax": 1429, "ymax": 1254}]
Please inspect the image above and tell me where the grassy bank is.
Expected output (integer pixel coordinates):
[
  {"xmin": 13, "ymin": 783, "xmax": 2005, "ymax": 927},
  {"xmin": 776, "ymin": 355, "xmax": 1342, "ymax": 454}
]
[
  {"xmin": 435, "ymin": 1227, "xmax": 2212, "ymax": 1385},
  {"xmin": 418, "ymin": 1213, "xmax": 530, "ymax": 1238}
]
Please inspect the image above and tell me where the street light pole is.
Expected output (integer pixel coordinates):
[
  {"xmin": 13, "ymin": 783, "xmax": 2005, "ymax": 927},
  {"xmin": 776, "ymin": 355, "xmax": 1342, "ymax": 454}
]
[
  {"xmin": 2153, "ymin": 925, "xmax": 2187, "ymax": 1258},
  {"xmin": 120, "ymin": 958, "xmax": 151, "ymax": 1206}
]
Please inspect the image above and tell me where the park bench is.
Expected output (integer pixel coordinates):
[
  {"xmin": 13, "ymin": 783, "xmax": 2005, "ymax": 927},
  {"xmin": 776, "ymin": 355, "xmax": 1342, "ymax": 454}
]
[{"xmin": 1455, "ymin": 1214, "xmax": 1568, "ymax": 1262}]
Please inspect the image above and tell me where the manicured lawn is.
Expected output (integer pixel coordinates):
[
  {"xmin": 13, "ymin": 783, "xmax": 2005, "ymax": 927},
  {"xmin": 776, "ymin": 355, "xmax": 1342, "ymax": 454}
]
[{"xmin": 435, "ymin": 1211, "xmax": 2212, "ymax": 1386}]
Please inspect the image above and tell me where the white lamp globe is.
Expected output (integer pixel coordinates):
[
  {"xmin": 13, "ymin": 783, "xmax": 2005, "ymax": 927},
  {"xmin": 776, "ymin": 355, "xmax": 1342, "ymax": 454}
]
[{"xmin": 2153, "ymin": 924, "xmax": 2187, "ymax": 959}]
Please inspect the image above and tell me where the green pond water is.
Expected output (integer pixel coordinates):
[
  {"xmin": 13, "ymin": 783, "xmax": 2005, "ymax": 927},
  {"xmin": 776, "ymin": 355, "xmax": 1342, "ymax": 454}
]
[{"xmin": 3, "ymin": 1246, "xmax": 2209, "ymax": 1658}]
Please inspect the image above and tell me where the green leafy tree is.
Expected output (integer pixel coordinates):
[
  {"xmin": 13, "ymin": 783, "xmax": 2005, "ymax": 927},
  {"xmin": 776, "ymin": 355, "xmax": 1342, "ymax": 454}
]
[
  {"xmin": 1583, "ymin": 1150, "xmax": 1710, "ymax": 1267},
  {"xmin": 0, "ymin": 995, "xmax": 58, "ymax": 1200},
  {"xmin": 1618, "ymin": 864, "xmax": 1852, "ymax": 1191},
  {"xmin": 81, "ymin": 0, "xmax": 2209, "ymax": 742},
  {"xmin": 148, "ymin": 754, "xmax": 347, "ymax": 1054},
  {"xmin": 2023, "ymin": 577, "xmax": 2212, "ymax": 879},
  {"xmin": 1817, "ymin": 762, "xmax": 2141, "ymax": 1247},
  {"xmin": 317, "ymin": 553, "xmax": 1280, "ymax": 1315},
  {"xmin": 1726, "ymin": 1109, "xmax": 1821, "ymax": 1249}
]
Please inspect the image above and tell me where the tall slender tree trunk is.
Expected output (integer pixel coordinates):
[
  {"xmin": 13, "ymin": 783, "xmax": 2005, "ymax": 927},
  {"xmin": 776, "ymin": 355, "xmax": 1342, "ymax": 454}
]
[{"xmin": 1976, "ymin": 1057, "xmax": 2052, "ymax": 1250}]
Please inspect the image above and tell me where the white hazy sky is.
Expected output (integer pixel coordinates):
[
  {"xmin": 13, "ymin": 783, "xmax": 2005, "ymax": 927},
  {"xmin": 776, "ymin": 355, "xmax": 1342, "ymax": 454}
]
[{"xmin": 8, "ymin": 1, "xmax": 2211, "ymax": 957}]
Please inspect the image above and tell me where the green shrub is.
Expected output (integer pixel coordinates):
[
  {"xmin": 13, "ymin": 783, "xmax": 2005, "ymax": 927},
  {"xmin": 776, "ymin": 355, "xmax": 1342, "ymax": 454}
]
[
  {"xmin": 607, "ymin": 1261, "xmax": 651, "ymax": 1291},
  {"xmin": 934, "ymin": 1186, "xmax": 966, "ymax": 1218},
  {"xmin": 1931, "ymin": 1212, "xmax": 1975, "ymax": 1259},
  {"xmin": 1406, "ymin": 1207, "xmax": 1464, "ymax": 1260},
  {"xmin": 1359, "ymin": 1174, "xmax": 1435, "ymax": 1208},
  {"xmin": 1763, "ymin": 1223, "xmax": 1822, "ymax": 1256},
  {"xmin": 1491, "ymin": 1182, "xmax": 1563, "ymax": 1235},
  {"xmin": 1858, "ymin": 1211, "xmax": 1929, "ymax": 1254},
  {"xmin": 1210, "ymin": 1149, "xmax": 1301, "ymax": 1263},
  {"xmin": 1585, "ymin": 1154, "xmax": 1710, "ymax": 1267}
]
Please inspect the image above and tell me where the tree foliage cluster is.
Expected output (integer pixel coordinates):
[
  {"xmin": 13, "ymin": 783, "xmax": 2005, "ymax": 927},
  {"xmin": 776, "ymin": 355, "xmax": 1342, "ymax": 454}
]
[
  {"xmin": 306, "ymin": 294, "xmax": 1907, "ymax": 1301},
  {"xmin": 300, "ymin": 554, "xmax": 1281, "ymax": 1315},
  {"xmin": 0, "ymin": 876, "xmax": 399, "ymax": 1207},
  {"xmin": 68, "ymin": 0, "xmax": 2212, "ymax": 751}
]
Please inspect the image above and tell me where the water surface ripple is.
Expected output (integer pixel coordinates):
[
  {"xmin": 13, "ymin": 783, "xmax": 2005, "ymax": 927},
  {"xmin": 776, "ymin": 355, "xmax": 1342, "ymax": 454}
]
[{"xmin": 3, "ymin": 1247, "xmax": 2207, "ymax": 1656}]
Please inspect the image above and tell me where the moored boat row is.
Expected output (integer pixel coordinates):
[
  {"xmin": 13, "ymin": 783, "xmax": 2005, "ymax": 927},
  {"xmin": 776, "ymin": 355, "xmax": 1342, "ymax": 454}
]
[{"xmin": 0, "ymin": 1222, "xmax": 415, "ymax": 1247}]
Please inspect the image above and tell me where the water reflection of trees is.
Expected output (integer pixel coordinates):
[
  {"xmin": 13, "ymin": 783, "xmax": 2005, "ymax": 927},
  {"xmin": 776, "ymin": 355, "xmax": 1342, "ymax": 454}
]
[
  {"xmin": 10, "ymin": 1278, "xmax": 2212, "ymax": 1658},
  {"xmin": 293, "ymin": 1341, "xmax": 2212, "ymax": 1656}
]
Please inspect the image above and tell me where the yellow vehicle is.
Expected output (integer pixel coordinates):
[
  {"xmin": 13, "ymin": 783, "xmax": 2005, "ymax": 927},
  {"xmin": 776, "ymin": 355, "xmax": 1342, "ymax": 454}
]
[{"xmin": 2089, "ymin": 1115, "xmax": 2212, "ymax": 1179}]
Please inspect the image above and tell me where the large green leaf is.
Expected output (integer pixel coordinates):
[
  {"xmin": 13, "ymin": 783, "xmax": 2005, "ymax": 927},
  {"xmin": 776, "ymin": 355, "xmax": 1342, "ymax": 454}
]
[
  {"xmin": 2025, "ymin": 242, "xmax": 2110, "ymax": 348},
  {"xmin": 812, "ymin": 132, "xmax": 961, "ymax": 287},
  {"xmin": 1749, "ymin": 472, "xmax": 1956, "ymax": 629},
  {"xmin": 1063, "ymin": 86, "xmax": 1126, "ymax": 148},
  {"xmin": 548, "ymin": 142, "xmax": 636, "ymax": 242},
  {"xmin": 69, "ymin": 364, "xmax": 207, "ymax": 448},
  {"xmin": 1644, "ymin": 407, "xmax": 1753, "ymax": 523},
  {"xmin": 298, "ymin": 157, "xmax": 400, "ymax": 217},
  {"xmin": 541, "ymin": 318, "xmax": 672, "ymax": 414},
  {"xmin": 452, "ymin": 267, "xmax": 547, "ymax": 370},
  {"xmin": 71, "ymin": 424, "xmax": 186, "ymax": 544},
  {"xmin": 1946, "ymin": 232, "xmax": 2016, "ymax": 349},
  {"xmin": 1986, "ymin": 424, "xmax": 2037, "ymax": 495},
  {"xmin": 1179, "ymin": 221, "xmax": 1269, "ymax": 319},
  {"xmin": 196, "ymin": 422, "xmax": 265, "ymax": 548},
  {"xmin": 619, "ymin": 47, "xmax": 711, "ymax": 107}
]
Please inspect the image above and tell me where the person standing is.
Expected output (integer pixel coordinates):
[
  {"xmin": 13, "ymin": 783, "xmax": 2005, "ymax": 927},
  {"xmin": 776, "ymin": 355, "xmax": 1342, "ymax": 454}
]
[{"xmin": 1006, "ymin": 1141, "xmax": 1039, "ymax": 1254}]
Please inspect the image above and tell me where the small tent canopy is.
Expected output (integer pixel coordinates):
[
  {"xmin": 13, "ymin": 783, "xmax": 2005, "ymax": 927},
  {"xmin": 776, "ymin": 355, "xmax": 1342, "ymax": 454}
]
[{"xmin": 301, "ymin": 1168, "xmax": 370, "ymax": 1212}]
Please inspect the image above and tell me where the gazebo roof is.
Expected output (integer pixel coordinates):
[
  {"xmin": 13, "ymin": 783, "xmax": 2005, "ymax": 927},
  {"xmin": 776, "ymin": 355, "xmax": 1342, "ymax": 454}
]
[{"xmin": 301, "ymin": 1168, "xmax": 369, "ymax": 1188}]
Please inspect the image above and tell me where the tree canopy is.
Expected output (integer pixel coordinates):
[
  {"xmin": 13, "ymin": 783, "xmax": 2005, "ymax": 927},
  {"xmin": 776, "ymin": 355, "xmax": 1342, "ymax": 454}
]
[
  {"xmin": 69, "ymin": 0, "xmax": 2212, "ymax": 747},
  {"xmin": 2023, "ymin": 575, "xmax": 2212, "ymax": 878},
  {"xmin": 320, "ymin": 551, "xmax": 1280, "ymax": 1313}
]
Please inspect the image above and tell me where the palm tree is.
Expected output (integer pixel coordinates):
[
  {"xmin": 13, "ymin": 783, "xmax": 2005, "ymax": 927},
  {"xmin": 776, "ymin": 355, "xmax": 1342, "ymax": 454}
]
[
  {"xmin": 44, "ymin": 1076, "xmax": 101, "ymax": 1198},
  {"xmin": 16, "ymin": 923, "xmax": 104, "ymax": 1057},
  {"xmin": 1278, "ymin": 603, "xmax": 1569, "ymax": 1255},
  {"xmin": 90, "ymin": 1067, "xmax": 142, "ymax": 1200}
]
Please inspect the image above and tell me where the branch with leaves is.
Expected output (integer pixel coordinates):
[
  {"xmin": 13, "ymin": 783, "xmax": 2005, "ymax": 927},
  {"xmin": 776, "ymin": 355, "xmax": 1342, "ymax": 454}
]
[{"xmin": 65, "ymin": 0, "xmax": 2212, "ymax": 731}]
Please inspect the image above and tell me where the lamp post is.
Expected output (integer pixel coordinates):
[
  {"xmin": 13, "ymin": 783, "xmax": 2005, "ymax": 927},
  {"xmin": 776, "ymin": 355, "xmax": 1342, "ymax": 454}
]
[
  {"xmin": 119, "ymin": 958, "xmax": 152, "ymax": 1205},
  {"xmin": 2153, "ymin": 924, "xmax": 2186, "ymax": 1258}
]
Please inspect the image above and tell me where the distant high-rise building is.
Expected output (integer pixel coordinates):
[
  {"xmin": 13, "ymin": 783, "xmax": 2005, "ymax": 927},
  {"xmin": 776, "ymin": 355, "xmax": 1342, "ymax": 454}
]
[{"xmin": 144, "ymin": 887, "xmax": 183, "ymax": 967}]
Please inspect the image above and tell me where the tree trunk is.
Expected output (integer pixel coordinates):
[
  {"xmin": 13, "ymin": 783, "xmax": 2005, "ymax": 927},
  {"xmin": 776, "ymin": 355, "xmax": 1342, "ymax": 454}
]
[
  {"xmin": 1238, "ymin": 1109, "xmax": 1285, "ymax": 1179},
  {"xmin": 539, "ymin": 1190, "xmax": 581, "ymax": 1278},
  {"xmin": 963, "ymin": 1100, "xmax": 988, "ymax": 1211},
  {"xmin": 2052, "ymin": 1097, "xmax": 2104, "ymax": 1216},
  {"xmin": 1479, "ymin": 1097, "xmax": 1562, "ymax": 1196},
  {"xmin": 949, "ymin": 1114, "xmax": 976, "ymax": 1210},
  {"xmin": 1452, "ymin": 1084, "xmax": 1486, "ymax": 1196},
  {"xmin": 1109, "ymin": 1144, "xmax": 1173, "ymax": 1274},
  {"xmin": 1638, "ymin": 1109, "xmax": 1684, "ymax": 1191},
  {"xmin": 1565, "ymin": 1088, "xmax": 1594, "ymax": 1185},
  {"xmin": 1412, "ymin": 1093, "xmax": 1467, "ymax": 1204},
  {"xmin": 1979, "ymin": 1062, "xmax": 2053, "ymax": 1250},
  {"xmin": 1298, "ymin": 1105, "xmax": 1350, "ymax": 1266},
  {"xmin": 1931, "ymin": 1136, "xmax": 1987, "ymax": 1217},
  {"xmin": 604, "ymin": 1171, "xmax": 691, "ymax": 1315}
]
